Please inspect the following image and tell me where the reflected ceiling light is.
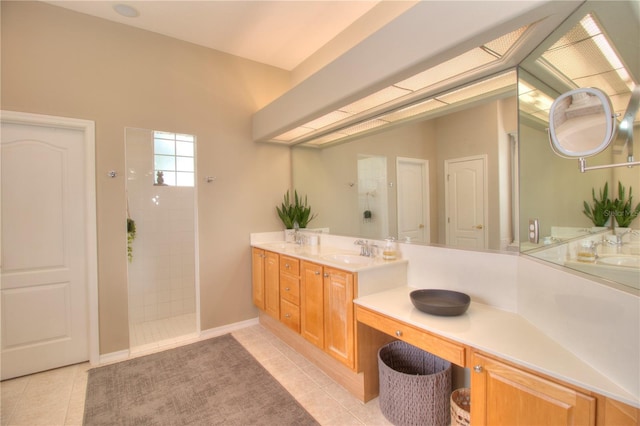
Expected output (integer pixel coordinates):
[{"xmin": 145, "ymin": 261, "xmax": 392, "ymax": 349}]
[
  {"xmin": 271, "ymin": 23, "xmax": 533, "ymax": 145},
  {"xmin": 530, "ymin": 13, "xmax": 637, "ymax": 124},
  {"xmin": 304, "ymin": 70, "xmax": 517, "ymax": 148}
]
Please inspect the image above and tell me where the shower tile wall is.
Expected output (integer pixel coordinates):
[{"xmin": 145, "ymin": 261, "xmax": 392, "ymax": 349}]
[{"xmin": 127, "ymin": 129, "xmax": 196, "ymax": 324}]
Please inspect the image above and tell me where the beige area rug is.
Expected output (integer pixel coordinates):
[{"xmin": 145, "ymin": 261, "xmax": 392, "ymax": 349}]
[{"xmin": 83, "ymin": 334, "xmax": 319, "ymax": 425}]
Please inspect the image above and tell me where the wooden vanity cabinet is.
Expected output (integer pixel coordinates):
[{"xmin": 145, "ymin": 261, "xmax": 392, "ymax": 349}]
[
  {"xmin": 251, "ymin": 248, "xmax": 279, "ymax": 319},
  {"xmin": 251, "ymin": 248, "xmax": 265, "ymax": 309},
  {"xmin": 279, "ymin": 255, "xmax": 300, "ymax": 332},
  {"xmin": 323, "ymin": 266, "xmax": 355, "ymax": 369},
  {"xmin": 301, "ymin": 260, "xmax": 356, "ymax": 369},
  {"xmin": 471, "ymin": 351, "xmax": 596, "ymax": 426},
  {"xmin": 300, "ymin": 261, "xmax": 325, "ymax": 348}
]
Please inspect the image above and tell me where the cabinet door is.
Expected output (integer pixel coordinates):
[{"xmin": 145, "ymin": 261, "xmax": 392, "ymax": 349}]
[
  {"xmin": 323, "ymin": 267, "xmax": 355, "ymax": 369},
  {"xmin": 280, "ymin": 298, "xmax": 300, "ymax": 333},
  {"xmin": 300, "ymin": 261, "xmax": 324, "ymax": 348},
  {"xmin": 251, "ymin": 248, "xmax": 265, "ymax": 310},
  {"xmin": 471, "ymin": 352, "xmax": 596, "ymax": 426},
  {"xmin": 264, "ymin": 251, "xmax": 280, "ymax": 319}
]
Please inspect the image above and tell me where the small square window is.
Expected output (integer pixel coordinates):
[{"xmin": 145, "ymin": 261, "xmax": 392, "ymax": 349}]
[{"xmin": 153, "ymin": 131, "xmax": 195, "ymax": 187}]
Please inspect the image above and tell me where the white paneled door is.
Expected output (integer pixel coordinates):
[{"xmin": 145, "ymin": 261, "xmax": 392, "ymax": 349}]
[
  {"xmin": 396, "ymin": 157, "xmax": 429, "ymax": 243},
  {"xmin": 445, "ymin": 155, "xmax": 488, "ymax": 249},
  {"xmin": 1, "ymin": 112, "xmax": 97, "ymax": 380}
]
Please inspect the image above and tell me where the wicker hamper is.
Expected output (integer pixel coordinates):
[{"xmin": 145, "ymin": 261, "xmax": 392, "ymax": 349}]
[
  {"xmin": 378, "ymin": 341, "xmax": 452, "ymax": 426},
  {"xmin": 451, "ymin": 388, "xmax": 471, "ymax": 426}
]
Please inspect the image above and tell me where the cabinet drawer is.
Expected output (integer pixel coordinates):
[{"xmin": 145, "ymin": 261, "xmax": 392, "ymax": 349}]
[
  {"xmin": 280, "ymin": 274, "xmax": 300, "ymax": 305},
  {"xmin": 280, "ymin": 298, "xmax": 300, "ymax": 333},
  {"xmin": 356, "ymin": 306, "xmax": 465, "ymax": 367},
  {"xmin": 280, "ymin": 255, "xmax": 300, "ymax": 275}
]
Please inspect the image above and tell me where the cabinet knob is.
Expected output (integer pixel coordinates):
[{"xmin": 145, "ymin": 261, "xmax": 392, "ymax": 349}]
[
  {"xmin": 285, "ymin": 287, "xmax": 290, "ymax": 291},
  {"xmin": 395, "ymin": 330, "xmax": 402, "ymax": 337},
  {"xmin": 285, "ymin": 263, "xmax": 290, "ymax": 269},
  {"xmin": 474, "ymin": 365, "xmax": 483, "ymax": 373},
  {"xmin": 315, "ymin": 271, "xmax": 320, "ymax": 275},
  {"xmin": 284, "ymin": 313, "xmax": 291, "ymax": 318},
  {"xmin": 324, "ymin": 273, "xmax": 329, "ymax": 278}
]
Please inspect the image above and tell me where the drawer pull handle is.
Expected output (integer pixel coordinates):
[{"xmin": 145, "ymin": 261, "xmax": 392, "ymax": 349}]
[
  {"xmin": 474, "ymin": 365, "xmax": 483, "ymax": 373},
  {"xmin": 395, "ymin": 330, "xmax": 402, "ymax": 337},
  {"xmin": 284, "ymin": 313, "xmax": 291, "ymax": 318}
]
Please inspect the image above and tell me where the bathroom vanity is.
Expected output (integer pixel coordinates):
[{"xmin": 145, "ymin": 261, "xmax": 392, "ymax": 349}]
[
  {"xmin": 250, "ymin": 233, "xmax": 638, "ymax": 424},
  {"xmin": 251, "ymin": 239, "xmax": 407, "ymax": 400},
  {"xmin": 355, "ymin": 286, "xmax": 639, "ymax": 426}
]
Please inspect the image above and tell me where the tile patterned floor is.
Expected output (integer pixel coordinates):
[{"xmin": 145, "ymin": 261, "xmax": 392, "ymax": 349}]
[{"xmin": 1, "ymin": 324, "xmax": 391, "ymax": 426}]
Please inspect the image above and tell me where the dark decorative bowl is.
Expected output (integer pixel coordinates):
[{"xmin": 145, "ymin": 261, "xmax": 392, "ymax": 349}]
[{"xmin": 410, "ymin": 289, "xmax": 470, "ymax": 316}]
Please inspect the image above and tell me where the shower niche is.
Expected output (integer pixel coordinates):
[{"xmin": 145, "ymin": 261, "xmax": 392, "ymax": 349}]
[{"xmin": 125, "ymin": 127, "xmax": 199, "ymax": 351}]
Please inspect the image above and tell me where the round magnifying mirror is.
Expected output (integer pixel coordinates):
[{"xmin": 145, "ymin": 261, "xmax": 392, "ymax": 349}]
[{"xmin": 548, "ymin": 87, "xmax": 616, "ymax": 158}]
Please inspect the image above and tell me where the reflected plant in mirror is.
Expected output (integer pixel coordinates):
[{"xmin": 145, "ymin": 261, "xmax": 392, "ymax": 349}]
[{"xmin": 583, "ymin": 183, "xmax": 611, "ymax": 227}]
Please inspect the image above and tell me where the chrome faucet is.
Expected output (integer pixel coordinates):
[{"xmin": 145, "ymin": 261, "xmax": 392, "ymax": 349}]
[
  {"xmin": 354, "ymin": 239, "xmax": 370, "ymax": 256},
  {"xmin": 606, "ymin": 228, "xmax": 639, "ymax": 246},
  {"xmin": 354, "ymin": 239, "xmax": 378, "ymax": 257}
]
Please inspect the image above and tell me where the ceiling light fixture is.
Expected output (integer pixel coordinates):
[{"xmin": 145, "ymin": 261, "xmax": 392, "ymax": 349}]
[
  {"xmin": 270, "ymin": 23, "xmax": 532, "ymax": 146},
  {"xmin": 113, "ymin": 4, "xmax": 139, "ymax": 18}
]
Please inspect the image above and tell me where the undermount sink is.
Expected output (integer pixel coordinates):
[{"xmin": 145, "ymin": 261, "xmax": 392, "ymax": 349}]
[
  {"xmin": 597, "ymin": 255, "xmax": 640, "ymax": 268},
  {"xmin": 320, "ymin": 253, "xmax": 373, "ymax": 265}
]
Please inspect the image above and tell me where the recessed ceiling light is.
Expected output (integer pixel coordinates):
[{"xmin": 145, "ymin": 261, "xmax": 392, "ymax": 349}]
[{"xmin": 113, "ymin": 4, "xmax": 139, "ymax": 18}]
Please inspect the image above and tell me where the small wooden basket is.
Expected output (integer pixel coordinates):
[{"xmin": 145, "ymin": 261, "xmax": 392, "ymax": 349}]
[{"xmin": 451, "ymin": 388, "xmax": 471, "ymax": 426}]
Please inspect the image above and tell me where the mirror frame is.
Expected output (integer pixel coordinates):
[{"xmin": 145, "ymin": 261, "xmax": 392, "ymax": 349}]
[{"xmin": 548, "ymin": 87, "xmax": 616, "ymax": 158}]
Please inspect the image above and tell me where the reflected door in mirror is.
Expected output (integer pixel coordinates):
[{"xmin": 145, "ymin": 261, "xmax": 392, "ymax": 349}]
[{"xmin": 445, "ymin": 156, "xmax": 487, "ymax": 249}]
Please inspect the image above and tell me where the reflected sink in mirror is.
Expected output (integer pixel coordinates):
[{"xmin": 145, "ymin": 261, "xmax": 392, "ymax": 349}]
[
  {"xmin": 597, "ymin": 255, "xmax": 640, "ymax": 268},
  {"xmin": 320, "ymin": 253, "xmax": 374, "ymax": 265}
]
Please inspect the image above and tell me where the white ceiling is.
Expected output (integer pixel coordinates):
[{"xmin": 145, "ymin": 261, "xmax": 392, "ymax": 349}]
[{"xmin": 43, "ymin": 1, "xmax": 383, "ymax": 71}]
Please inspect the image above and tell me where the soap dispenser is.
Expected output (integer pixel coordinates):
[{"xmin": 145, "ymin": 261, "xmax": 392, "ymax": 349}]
[{"xmin": 382, "ymin": 237, "xmax": 398, "ymax": 260}]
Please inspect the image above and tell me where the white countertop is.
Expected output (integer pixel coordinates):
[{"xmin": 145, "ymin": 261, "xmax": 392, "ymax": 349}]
[
  {"xmin": 355, "ymin": 286, "xmax": 639, "ymax": 408},
  {"xmin": 252, "ymin": 241, "xmax": 408, "ymax": 273}
]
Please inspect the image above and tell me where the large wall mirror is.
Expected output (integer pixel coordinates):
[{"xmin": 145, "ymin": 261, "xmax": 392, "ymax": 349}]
[
  {"xmin": 518, "ymin": 1, "xmax": 639, "ymax": 291},
  {"xmin": 292, "ymin": 77, "xmax": 518, "ymax": 251},
  {"xmin": 291, "ymin": 0, "xmax": 638, "ymax": 290}
]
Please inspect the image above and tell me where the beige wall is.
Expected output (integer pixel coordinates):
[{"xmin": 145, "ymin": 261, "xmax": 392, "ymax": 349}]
[{"xmin": 1, "ymin": 1, "xmax": 292, "ymax": 354}]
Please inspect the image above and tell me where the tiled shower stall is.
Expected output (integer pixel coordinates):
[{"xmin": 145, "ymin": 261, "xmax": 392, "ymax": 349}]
[{"xmin": 125, "ymin": 128, "xmax": 197, "ymax": 348}]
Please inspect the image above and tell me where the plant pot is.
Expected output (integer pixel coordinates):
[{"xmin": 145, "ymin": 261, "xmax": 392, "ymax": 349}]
[{"xmin": 284, "ymin": 229, "xmax": 296, "ymax": 243}]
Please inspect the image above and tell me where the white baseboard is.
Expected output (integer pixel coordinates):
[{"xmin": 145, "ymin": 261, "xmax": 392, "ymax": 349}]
[
  {"xmin": 199, "ymin": 317, "xmax": 259, "ymax": 340},
  {"xmin": 97, "ymin": 317, "xmax": 259, "ymax": 366}
]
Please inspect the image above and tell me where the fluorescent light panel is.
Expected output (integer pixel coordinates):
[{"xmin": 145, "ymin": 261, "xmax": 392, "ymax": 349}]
[
  {"xmin": 530, "ymin": 13, "xmax": 637, "ymax": 123},
  {"xmin": 271, "ymin": 24, "xmax": 531, "ymax": 144}
]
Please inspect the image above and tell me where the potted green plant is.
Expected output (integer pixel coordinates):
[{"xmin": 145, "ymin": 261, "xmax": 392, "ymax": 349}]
[
  {"xmin": 276, "ymin": 190, "xmax": 317, "ymax": 238},
  {"xmin": 583, "ymin": 183, "xmax": 612, "ymax": 227},
  {"xmin": 127, "ymin": 217, "xmax": 136, "ymax": 262},
  {"xmin": 611, "ymin": 182, "xmax": 640, "ymax": 228}
]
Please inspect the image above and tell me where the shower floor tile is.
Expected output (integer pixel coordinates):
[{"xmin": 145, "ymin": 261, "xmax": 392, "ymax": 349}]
[{"xmin": 129, "ymin": 313, "xmax": 197, "ymax": 353}]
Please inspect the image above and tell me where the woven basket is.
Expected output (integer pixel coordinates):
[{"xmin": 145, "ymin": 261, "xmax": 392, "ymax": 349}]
[
  {"xmin": 378, "ymin": 341, "xmax": 452, "ymax": 426},
  {"xmin": 451, "ymin": 388, "xmax": 471, "ymax": 426}
]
